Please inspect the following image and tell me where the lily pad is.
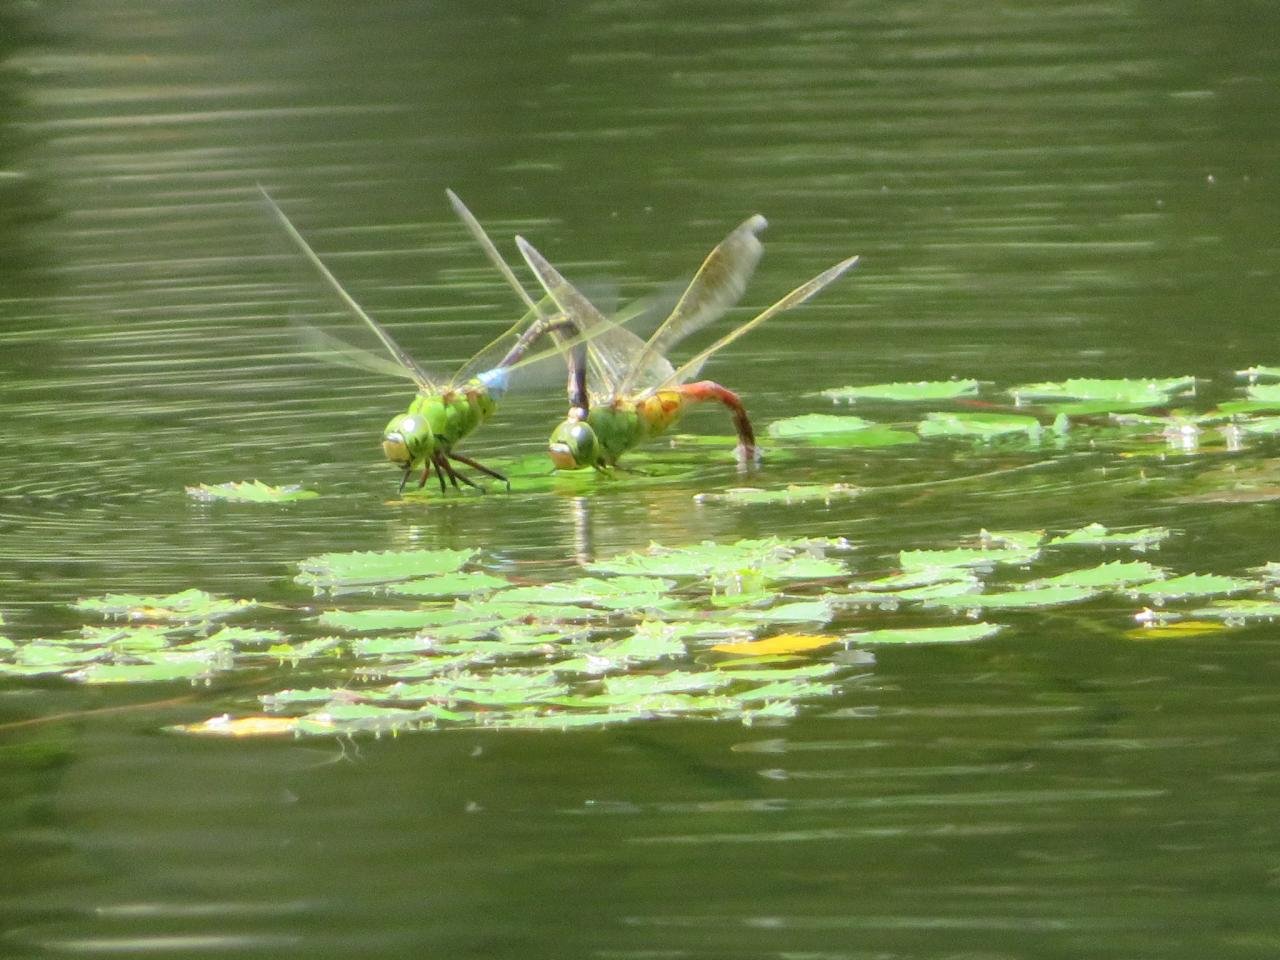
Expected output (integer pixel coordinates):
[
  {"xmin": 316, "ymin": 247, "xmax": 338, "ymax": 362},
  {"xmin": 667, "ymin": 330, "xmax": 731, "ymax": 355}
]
[
  {"xmin": 924, "ymin": 585, "xmax": 1099, "ymax": 610},
  {"xmin": 296, "ymin": 548, "xmax": 478, "ymax": 592},
  {"xmin": 1128, "ymin": 574, "xmax": 1256, "ymax": 602},
  {"xmin": 73, "ymin": 588, "xmax": 254, "ymax": 624},
  {"xmin": 1237, "ymin": 366, "xmax": 1280, "ymax": 383},
  {"xmin": 767, "ymin": 413, "xmax": 876, "ymax": 437},
  {"xmin": 1029, "ymin": 561, "xmax": 1167, "ymax": 590},
  {"xmin": 694, "ymin": 484, "xmax": 862, "ymax": 506},
  {"xmin": 820, "ymin": 380, "xmax": 981, "ymax": 403},
  {"xmin": 899, "ymin": 546, "xmax": 1039, "ymax": 572},
  {"xmin": 844, "ymin": 622, "xmax": 1003, "ymax": 645},
  {"xmin": 385, "ymin": 572, "xmax": 511, "ymax": 598},
  {"xmin": 1009, "ymin": 376, "xmax": 1196, "ymax": 405},
  {"xmin": 917, "ymin": 412, "xmax": 1042, "ymax": 441},
  {"xmin": 710, "ymin": 633, "xmax": 840, "ymax": 656},
  {"xmin": 587, "ymin": 538, "xmax": 849, "ymax": 582},
  {"xmin": 186, "ymin": 480, "xmax": 319, "ymax": 503},
  {"xmin": 1047, "ymin": 523, "xmax": 1171, "ymax": 550}
]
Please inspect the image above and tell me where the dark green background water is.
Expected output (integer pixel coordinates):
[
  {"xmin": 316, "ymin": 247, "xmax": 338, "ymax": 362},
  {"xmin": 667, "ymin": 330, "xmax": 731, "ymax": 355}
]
[{"xmin": 4, "ymin": 1, "xmax": 1280, "ymax": 957}]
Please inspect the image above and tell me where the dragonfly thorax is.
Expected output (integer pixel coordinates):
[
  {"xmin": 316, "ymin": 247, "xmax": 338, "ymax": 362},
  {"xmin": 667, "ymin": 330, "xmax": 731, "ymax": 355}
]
[{"xmin": 382, "ymin": 411, "xmax": 435, "ymax": 468}]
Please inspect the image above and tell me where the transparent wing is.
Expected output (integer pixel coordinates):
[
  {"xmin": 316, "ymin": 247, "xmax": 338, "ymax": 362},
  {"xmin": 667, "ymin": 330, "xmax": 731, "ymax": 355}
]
[
  {"xmin": 616, "ymin": 214, "xmax": 767, "ymax": 397},
  {"xmin": 259, "ymin": 187, "xmax": 438, "ymax": 392},
  {"xmin": 445, "ymin": 189, "xmax": 562, "ymax": 386},
  {"xmin": 658, "ymin": 254, "xmax": 861, "ymax": 390},
  {"xmin": 515, "ymin": 234, "xmax": 656, "ymax": 401},
  {"xmin": 289, "ymin": 320, "xmax": 423, "ymax": 382}
]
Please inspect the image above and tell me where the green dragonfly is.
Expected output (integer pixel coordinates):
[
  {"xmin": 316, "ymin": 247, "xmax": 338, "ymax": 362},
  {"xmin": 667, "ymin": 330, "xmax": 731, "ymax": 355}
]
[
  {"xmin": 511, "ymin": 220, "xmax": 860, "ymax": 469},
  {"xmin": 261, "ymin": 188, "xmax": 588, "ymax": 493}
]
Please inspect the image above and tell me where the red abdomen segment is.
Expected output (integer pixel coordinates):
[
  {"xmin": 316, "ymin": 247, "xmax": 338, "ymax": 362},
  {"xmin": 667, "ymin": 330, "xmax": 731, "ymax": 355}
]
[{"xmin": 677, "ymin": 380, "xmax": 757, "ymax": 460}]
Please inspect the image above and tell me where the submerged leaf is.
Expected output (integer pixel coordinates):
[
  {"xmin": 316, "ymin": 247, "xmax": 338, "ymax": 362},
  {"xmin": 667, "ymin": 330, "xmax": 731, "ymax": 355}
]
[{"xmin": 186, "ymin": 480, "xmax": 319, "ymax": 503}]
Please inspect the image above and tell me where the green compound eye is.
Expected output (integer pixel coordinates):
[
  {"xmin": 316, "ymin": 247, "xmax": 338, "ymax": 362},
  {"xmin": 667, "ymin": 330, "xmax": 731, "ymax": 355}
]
[
  {"xmin": 548, "ymin": 419, "xmax": 599, "ymax": 469},
  {"xmin": 383, "ymin": 414, "xmax": 432, "ymax": 467}
]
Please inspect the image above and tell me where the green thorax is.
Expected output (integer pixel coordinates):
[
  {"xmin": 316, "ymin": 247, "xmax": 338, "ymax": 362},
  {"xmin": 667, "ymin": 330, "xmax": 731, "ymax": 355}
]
[{"xmin": 408, "ymin": 379, "xmax": 497, "ymax": 448}]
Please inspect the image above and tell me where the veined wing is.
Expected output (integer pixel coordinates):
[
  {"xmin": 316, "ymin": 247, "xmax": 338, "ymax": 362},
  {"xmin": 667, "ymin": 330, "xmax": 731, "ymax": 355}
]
[
  {"xmin": 658, "ymin": 254, "xmax": 861, "ymax": 390},
  {"xmin": 515, "ymin": 234, "xmax": 657, "ymax": 401},
  {"xmin": 445, "ymin": 189, "xmax": 563, "ymax": 386},
  {"xmin": 290, "ymin": 320, "xmax": 425, "ymax": 382},
  {"xmin": 616, "ymin": 214, "xmax": 767, "ymax": 397},
  {"xmin": 259, "ymin": 187, "xmax": 438, "ymax": 392}
]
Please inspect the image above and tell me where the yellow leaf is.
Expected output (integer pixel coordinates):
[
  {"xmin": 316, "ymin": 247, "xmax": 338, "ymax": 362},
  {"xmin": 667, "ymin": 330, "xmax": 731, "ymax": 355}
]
[
  {"xmin": 711, "ymin": 633, "xmax": 838, "ymax": 656},
  {"xmin": 1124, "ymin": 620, "xmax": 1230, "ymax": 640},
  {"xmin": 171, "ymin": 714, "xmax": 300, "ymax": 737}
]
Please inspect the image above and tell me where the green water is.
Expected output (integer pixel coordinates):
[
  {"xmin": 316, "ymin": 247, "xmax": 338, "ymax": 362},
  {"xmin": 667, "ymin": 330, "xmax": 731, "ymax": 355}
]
[{"xmin": 4, "ymin": 1, "xmax": 1280, "ymax": 956}]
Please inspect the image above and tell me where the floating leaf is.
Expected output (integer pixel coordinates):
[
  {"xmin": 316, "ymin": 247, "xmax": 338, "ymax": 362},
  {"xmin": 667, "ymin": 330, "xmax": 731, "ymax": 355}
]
[
  {"xmin": 821, "ymin": 380, "xmax": 981, "ymax": 403},
  {"xmin": 924, "ymin": 586, "xmax": 1099, "ymax": 610},
  {"xmin": 1128, "ymin": 574, "xmax": 1256, "ymax": 602},
  {"xmin": 694, "ymin": 484, "xmax": 862, "ymax": 506},
  {"xmin": 1029, "ymin": 561, "xmax": 1167, "ymax": 590},
  {"xmin": 917, "ymin": 412, "xmax": 1042, "ymax": 441},
  {"xmin": 1124, "ymin": 620, "xmax": 1231, "ymax": 640},
  {"xmin": 1184, "ymin": 599, "xmax": 1280, "ymax": 621},
  {"xmin": 710, "ymin": 634, "xmax": 839, "ymax": 656},
  {"xmin": 73, "ymin": 588, "xmax": 253, "ymax": 623},
  {"xmin": 170, "ymin": 715, "xmax": 302, "ymax": 737},
  {"xmin": 386, "ymin": 572, "xmax": 511, "ymax": 598},
  {"xmin": 899, "ymin": 546, "xmax": 1039, "ymax": 572},
  {"xmin": 186, "ymin": 480, "xmax": 319, "ymax": 503},
  {"xmin": 767, "ymin": 413, "xmax": 875, "ymax": 437},
  {"xmin": 587, "ymin": 538, "xmax": 849, "ymax": 582},
  {"xmin": 74, "ymin": 659, "xmax": 219, "ymax": 684},
  {"xmin": 497, "ymin": 576, "xmax": 676, "ymax": 610},
  {"xmin": 1236, "ymin": 416, "xmax": 1280, "ymax": 436},
  {"xmin": 845, "ymin": 623, "xmax": 1003, "ymax": 645},
  {"xmin": 602, "ymin": 672, "xmax": 735, "ymax": 697},
  {"xmin": 727, "ymin": 599, "xmax": 836, "ymax": 626},
  {"xmin": 1010, "ymin": 376, "xmax": 1196, "ymax": 405},
  {"xmin": 980, "ymin": 529, "xmax": 1045, "ymax": 550},
  {"xmin": 1047, "ymin": 523, "xmax": 1171, "ymax": 550},
  {"xmin": 1237, "ymin": 365, "xmax": 1280, "ymax": 382},
  {"xmin": 296, "ymin": 548, "xmax": 478, "ymax": 592}
]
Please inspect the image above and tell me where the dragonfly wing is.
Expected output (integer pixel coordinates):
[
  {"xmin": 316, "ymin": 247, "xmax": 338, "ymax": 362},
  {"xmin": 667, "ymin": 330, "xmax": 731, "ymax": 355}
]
[
  {"xmin": 616, "ymin": 214, "xmax": 767, "ymax": 396},
  {"xmin": 259, "ymin": 187, "xmax": 437, "ymax": 392},
  {"xmin": 515, "ymin": 235, "xmax": 651, "ymax": 400},
  {"xmin": 290, "ymin": 320, "xmax": 423, "ymax": 382},
  {"xmin": 660, "ymin": 254, "xmax": 861, "ymax": 389}
]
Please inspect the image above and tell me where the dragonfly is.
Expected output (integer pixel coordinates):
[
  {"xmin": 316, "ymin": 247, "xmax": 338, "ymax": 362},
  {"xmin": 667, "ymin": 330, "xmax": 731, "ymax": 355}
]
[
  {"xmin": 260, "ymin": 187, "xmax": 589, "ymax": 493},
  {"xmin": 509, "ymin": 218, "xmax": 861, "ymax": 469}
]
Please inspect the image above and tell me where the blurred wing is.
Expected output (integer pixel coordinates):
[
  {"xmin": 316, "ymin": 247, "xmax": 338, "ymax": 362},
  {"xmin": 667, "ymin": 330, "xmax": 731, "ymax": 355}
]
[
  {"xmin": 445, "ymin": 189, "xmax": 561, "ymax": 385},
  {"xmin": 290, "ymin": 320, "xmax": 423, "ymax": 382},
  {"xmin": 659, "ymin": 254, "xmax": 861, "ymax": 390},
  {"xmin": 515, "ymin": 235, "xmax": 652, "ymax": 401},
  {"xmin": 617, "ymin": 214, "xmax": 767, "ymax": 396},
  {"xmin": 259, "ymin": 187, "xmax": 437, "ymax": 392}
]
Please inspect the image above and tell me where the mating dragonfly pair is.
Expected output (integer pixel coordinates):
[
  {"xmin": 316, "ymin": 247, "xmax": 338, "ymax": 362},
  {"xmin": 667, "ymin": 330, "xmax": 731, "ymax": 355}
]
[{"xmin": 262, "ymin": 188, "xmax": 860, "ymax": 494}]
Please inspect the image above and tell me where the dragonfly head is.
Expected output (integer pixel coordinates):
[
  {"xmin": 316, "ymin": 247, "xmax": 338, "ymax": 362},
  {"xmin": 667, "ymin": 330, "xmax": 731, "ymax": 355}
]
[
  {"xmin": 548, "ymin": 410, "xmax": 599, "ymax": 470},
  {"xmin": 382, "ymin": 412, "xmax": 435, "ymax": 468}
]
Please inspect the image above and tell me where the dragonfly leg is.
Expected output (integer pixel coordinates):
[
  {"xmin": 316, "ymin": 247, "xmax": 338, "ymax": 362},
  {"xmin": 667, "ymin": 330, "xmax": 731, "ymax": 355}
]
[
  {"xmin": 398, "ymin": 466, "xmax": 412, "ymax": 493},
  {"xmin": 681, "ymin": 380, "xmax": 759, "ymax": 463},
  {"xmin": 448, "ymin": 451, "xmax": 510, "ymax": 492},
  {"xmin": 431, "ymin": 450, "xmax": 466, "ymax": 491}
]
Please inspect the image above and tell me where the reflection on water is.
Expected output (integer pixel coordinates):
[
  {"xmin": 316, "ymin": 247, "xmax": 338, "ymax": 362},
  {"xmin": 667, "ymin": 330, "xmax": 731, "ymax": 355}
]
[{"xmin": 4, "ymin": 0, "xmax": 1280, "ymax": 957}]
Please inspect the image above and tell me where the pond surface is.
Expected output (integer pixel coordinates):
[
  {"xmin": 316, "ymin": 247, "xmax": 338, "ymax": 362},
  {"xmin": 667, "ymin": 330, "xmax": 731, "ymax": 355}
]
[{"xmin": 4, "ymin": 1, "xmax": 1280, "ymax": 956}]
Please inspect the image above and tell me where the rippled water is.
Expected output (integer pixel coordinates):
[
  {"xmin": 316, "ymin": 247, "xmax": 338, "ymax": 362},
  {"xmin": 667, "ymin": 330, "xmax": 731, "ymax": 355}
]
[{"xmin": 4, "ymin": 1, "xmax": 1280, "ymax": 956}]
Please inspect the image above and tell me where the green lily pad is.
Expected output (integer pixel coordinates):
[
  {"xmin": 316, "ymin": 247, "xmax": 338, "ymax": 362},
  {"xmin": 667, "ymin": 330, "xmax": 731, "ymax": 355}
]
[
  {"xmin": 1237, "ymin": 366, "xmax": 1280, "ymax": 382},
  {"xmin": 980, "ymin": 529, "xmax": 1046, "ymax": 550},
  {"xmin": 899, "ymin": 546, "xmax": 1039, "ymax": 572},
  {"xmin": 1047, "ymin": 523, "xmax": 1171, "ymax": 550},
  {"xmin": 767, "ymin": 413, "xmax": 876, "ymax": 437},
  {"xmin": 917, "ymin": 412, "xmax": 1043, "ymax": 441},
  {"xmin": 844, "ymin": 622, "xmax": 1003, "ymax": 645},
  {"xmin": 186, "ymin": 480, "xmax": 319, "ymax": 503},
  {"xmin": 587, "ymin": 538, "xmax": 849, "ymax": 582},
  {"xmin": 924, "ymin": 585, "xmax": 1099, "ymax": 610},
  {"xmin": 1030, "ymin": 561, "xmax": 1167, "ymax": 590},
  {"xmin": 385, "ymin": 572, "xmax": 511, "ymax": 598},
  {"xmin": 1185, "ymin": 598, "xmax": 1280, "ymax": 621},
  {"xmin": 1236, "ymin": 416, "xmax": 1280, "ymax": 436},
  {"xmin": 1128, "ymin": 574, "xmax": 1257, "ymax": 602},
  {"xmin": 820, "ymin": 380, "xmax": 981, "ymax": 403},
  {"xmin": 1009, "ymin": 376, "xmax": 1196, "ymax": 405},
  {"xmin": 497, "ymin": 576, "xmax": 676, "ymax": 610},
  {"xmin": 694, "ymin": 484, "xmax": 862, "ymax": 506},
  {"xmin": 73, "ymin": 588, "xmax": 254, "ymax": 624},
  {"xmin": 296, "ymin": 548, "xmax": 478, "ymax": 592},
  {"xmin": 73, "ymin": 659, "xmax": 219, "ymax": 684}
]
